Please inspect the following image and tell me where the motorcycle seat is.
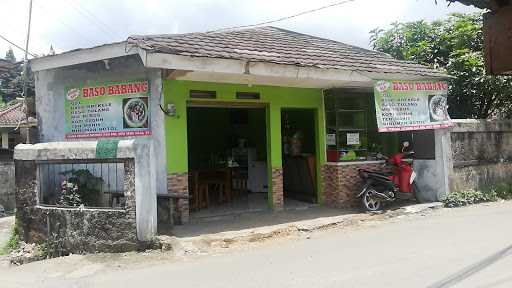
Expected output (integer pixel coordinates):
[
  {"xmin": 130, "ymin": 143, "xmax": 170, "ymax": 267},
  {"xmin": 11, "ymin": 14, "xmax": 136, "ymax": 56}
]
[{"xmin": 359, "ymin": 169, "xmax": 392, "ymax": 179}]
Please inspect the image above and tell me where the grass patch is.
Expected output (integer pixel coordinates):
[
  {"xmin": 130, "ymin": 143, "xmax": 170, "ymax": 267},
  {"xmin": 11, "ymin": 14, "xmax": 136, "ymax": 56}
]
[
  {"xmin": 1, "ymin": 225, "xmax": 19, "ymax": 255},
  {"xmin": 444, "ymin": 183, "xmax": 512, "ymax": 208}
]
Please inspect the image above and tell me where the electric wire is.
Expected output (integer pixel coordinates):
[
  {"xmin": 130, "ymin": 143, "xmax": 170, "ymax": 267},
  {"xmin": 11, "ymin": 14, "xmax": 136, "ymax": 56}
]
[
  {"xmin": 33, "ymin": 0, "xmax": 97, "ymax": 47},
  {"xmin": 67, "ymin": 0, "xmax": 123, "ymax": 41},
  {"xmin": 0, "ymin": 34, "xmax": 36, "ymax": 57},
  {"xmin": 209, "ymin": 0, "xmax": 357, "ymax": 32}
]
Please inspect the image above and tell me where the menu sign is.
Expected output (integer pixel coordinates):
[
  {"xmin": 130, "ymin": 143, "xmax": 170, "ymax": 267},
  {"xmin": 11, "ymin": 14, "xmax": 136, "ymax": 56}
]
[
  {"xmin": 374, "ymin": 80, "xmax": 453, "ymax": 132},
  {"xmin": 346, "ymin": 133, "xmax": 360, "ymax": 145},
  {"xmin": 326, "ymin": 134, "xmax": 336, "ymax": 146},
  {"xmin": 65, "ymin": 80, "xmax": 151, "ymax": 139}
]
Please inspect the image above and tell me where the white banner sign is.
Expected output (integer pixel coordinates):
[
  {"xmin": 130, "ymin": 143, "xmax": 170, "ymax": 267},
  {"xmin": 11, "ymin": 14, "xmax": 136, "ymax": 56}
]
[{"xmin": 374, "ymin": 80, "xmax": 453, "ymax": 132}]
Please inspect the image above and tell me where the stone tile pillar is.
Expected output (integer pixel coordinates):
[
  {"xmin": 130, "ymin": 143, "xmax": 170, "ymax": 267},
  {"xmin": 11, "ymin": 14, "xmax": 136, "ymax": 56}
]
[
  {"xmin": 271, "ymin": 168, "xmax": 284, "ymax": 211},
  {"xmin": 167, "ymin": 172, "xmax": 189, "ymax": 224},
  {"xmin": 14, "ymin": 160, "xmax": 38, "ymax": 242}
]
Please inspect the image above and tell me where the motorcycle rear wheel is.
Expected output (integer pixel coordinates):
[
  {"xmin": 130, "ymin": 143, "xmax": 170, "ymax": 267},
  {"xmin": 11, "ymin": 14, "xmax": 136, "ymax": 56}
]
[{"xmin": 362, "ymin": 188, "xmax": 382, "ymax": 212}]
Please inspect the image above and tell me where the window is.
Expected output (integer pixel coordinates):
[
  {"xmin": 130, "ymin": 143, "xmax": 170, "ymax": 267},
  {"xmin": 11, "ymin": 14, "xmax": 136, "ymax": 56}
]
[
  {"xmin": 190, "ymin": 90, "xmax": 216, "ymax": 99},
  {"xmin": 324, "ymin": 89, "xmax": 411, "ymax": 162},
  {"xmin": 236, "ymin": 92, "xmax": 260, "ymax": 100},
  {"xmin": 38, "ymin": 162, "xmax": 126, "ymax": 208}
]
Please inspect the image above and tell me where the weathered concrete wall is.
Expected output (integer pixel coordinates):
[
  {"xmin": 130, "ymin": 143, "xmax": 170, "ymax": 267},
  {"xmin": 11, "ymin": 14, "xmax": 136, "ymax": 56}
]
[
  {"xmin": 15, "ymin": 159, "xmax": 137, "ymax": 253},
  {"xmin": 0, "ymin": 161, "xmax": 15, "ymax": 211},
  {"xmin": 450, "ymin": 119, "xmax": 512, "ymax": 192},
  {"xmin": 34, "ymin": 55, "xmax": 167, "ymax": 198},
  {"xmin": 14, "ymin": 140, "xmax": 156, "ymax": 253},
  {"xmin": 414, "ymin": 129, "xmax": 452, "ymax": 202}
]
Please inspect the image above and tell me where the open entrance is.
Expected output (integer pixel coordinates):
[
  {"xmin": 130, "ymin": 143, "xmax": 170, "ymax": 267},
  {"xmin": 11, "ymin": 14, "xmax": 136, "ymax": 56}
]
[
  {"xmin": 281, "ymin": 109, "xmax": 318, "ymax": 205},
  {"xmin": 187, "ymin": 104, "xmax": 269, "ymax": 220}
]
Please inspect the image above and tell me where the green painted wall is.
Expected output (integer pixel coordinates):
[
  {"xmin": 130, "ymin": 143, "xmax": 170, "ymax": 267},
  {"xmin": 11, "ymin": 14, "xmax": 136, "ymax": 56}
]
[{"xmin": 163, "ymin": 80, "xmax": 327, "ymax": 204}]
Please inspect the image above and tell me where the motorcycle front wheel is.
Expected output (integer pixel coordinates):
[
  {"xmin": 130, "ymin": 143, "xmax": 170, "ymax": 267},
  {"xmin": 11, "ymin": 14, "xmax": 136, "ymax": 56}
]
[{"xmin": 361, "ymin": 188, "xmax": 382, "ymax": 212}]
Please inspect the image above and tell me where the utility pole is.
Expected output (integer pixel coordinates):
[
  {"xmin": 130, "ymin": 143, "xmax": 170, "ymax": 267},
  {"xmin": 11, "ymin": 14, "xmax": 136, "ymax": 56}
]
[{"xmin": 22, "ymin": 0, "xmax": 33, "ymax": 143}]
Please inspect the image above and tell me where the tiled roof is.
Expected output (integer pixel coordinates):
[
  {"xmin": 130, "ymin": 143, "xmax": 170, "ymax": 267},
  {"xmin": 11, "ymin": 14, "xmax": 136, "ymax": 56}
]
[
  {"xmin": 0, "ymin": 100, "xmax": 36, "ymax": 127},
  {"xmin": 128, "ymin": 26, "xmax": 447, "ymax": 78},
  {"xmin": 0, "ymin": 59, "xmax": 14, "ymax": 73}
]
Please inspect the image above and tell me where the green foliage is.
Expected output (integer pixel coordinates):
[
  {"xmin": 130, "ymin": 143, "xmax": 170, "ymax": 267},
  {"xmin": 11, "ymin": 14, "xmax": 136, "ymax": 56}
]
[
  {"xmin": 59, "ymin": 180, "xmax": 82, "ymax": 207},
  {"xmin": 444, "ymin": 183, "xmax": 512, "ymax": 207},
  {"xmin": 0, "ymin": 48, "xmax": 34, "ymax": 104},
  {"xmin": 1, "ymin": 225, "xmax": 19, "ymax": 255},
  {"xmin": 443, "ymin": 189, "xmax": 497, "ymax": 208},
  {"xmin": 370, "ymin": 13, "xmax": 512, "ymax": 119},
  {"xmin": 5, "ymin": 48, "xmax": 16, "ymax": 62},
  {"xmin": 490, "ymin": 183, "xmax": 512, "ymax": 200},
  {"xmin": 60, "ymin": 169, "xmax": 104, "ymax": 207}
]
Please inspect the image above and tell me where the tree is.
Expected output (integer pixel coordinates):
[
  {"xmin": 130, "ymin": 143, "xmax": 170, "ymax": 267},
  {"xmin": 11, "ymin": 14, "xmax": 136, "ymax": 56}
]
[
  {"xmin": 370, "ymin": 13, "xmax": 512, "ymax": 119},
  {"xmin": 5, "ymin": 47, "xmax": 16, "ymax": 62},
  {"xmin": 0, "ymin": 48, "xmax": 34, "ymax": 104}
]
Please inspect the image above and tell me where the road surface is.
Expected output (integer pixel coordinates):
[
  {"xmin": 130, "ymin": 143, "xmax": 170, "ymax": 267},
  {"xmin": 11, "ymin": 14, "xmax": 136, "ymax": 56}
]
[{"xmin": 1, "ymin": 201, "xmax": 511, "ymax": 287}]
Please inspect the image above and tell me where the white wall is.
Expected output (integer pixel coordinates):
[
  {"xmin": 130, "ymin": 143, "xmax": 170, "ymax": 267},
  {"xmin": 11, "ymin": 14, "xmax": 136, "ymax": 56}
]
[{"xmin": 34, "ymin": 56, "xmax": 167, "ymax": 199}]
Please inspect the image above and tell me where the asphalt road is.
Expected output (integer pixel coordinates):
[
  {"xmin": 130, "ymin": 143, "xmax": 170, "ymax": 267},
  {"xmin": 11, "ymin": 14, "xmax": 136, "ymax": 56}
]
[{"xmin": 2, "ymin": 201, "xmax": 512, "ymax": 288}]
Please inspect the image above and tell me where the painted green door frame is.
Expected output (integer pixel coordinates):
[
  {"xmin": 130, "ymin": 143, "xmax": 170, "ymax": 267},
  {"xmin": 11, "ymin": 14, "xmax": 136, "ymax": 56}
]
[{"xmin": 163, "ymin": 80, "xmax": 327, "ymax": 207}]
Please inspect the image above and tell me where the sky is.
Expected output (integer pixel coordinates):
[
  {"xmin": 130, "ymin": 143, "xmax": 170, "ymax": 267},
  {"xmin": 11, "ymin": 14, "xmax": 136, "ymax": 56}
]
[{"xmin": 0, "ymin": 0, "xmax": 480, "ymax": 60}]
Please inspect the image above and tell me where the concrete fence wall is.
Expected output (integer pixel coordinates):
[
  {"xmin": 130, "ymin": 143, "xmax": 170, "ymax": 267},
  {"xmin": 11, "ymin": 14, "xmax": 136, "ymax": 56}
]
[
  {"xmin": 0, "ymin": 161, "xmax": 15, "ymax": 212},
  {"xmin": 449, "ymin": 119, "xmax": 512, "ymax": 192},
  {"xmin": 14, "ymin": 140, "xmax": 156, "ymax": 253}
]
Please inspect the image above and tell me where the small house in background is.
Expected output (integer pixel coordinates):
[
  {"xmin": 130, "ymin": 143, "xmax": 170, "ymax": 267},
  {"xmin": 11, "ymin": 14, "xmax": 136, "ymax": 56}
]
[
  {"xmin": 0, "ymin": 59, "xmax": 14, "ymax": 74},
  {"xmin": 0, "ymin": 99, "xmax": 37, "ymax": 156},
  {"xmin": 0, "ymin": 99, "xmax": 36, "ymax": 212},
  {"xmin": 0, "ymin": 57, "xmax": 37, "ymax": 212}
]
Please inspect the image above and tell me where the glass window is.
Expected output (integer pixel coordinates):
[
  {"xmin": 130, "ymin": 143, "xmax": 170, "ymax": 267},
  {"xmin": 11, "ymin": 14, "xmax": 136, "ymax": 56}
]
[{"xmin": 324, "ymin": 89, "xmax": 410, "ymax": 162}]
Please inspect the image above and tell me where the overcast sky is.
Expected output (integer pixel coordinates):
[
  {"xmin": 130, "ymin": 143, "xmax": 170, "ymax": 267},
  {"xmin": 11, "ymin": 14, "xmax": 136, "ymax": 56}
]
[{"xmin": 0, "ymin": 0, "xmax": 480, "ymax": 60}]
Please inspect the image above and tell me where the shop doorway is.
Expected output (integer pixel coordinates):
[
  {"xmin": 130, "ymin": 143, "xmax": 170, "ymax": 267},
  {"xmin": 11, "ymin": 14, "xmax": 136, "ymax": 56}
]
[
  {"xmin": 187, "ymin": 105, "xmax": 269, "ymax": 219},
  {"xmin": 281, "ymin": 109, "xmax": 318, "ymax": 204}
]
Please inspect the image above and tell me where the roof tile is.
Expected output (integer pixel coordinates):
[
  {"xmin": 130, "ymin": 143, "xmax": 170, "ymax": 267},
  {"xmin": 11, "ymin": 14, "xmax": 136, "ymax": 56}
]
[{"xmin": 128, "ymin": 26, "xmax": 446, "ymax": 77}]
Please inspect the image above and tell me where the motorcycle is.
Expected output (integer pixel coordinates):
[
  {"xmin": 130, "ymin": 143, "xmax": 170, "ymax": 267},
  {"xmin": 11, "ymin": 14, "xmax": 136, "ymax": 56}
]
[{"xmin": 356, "ymin": 141, "xmax": 424, "ymax": 212}]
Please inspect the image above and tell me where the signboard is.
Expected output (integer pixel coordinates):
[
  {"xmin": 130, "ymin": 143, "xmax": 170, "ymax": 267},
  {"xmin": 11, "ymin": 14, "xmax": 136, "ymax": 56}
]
[
  {"xmin": 65, "ymin": 80, "xmax": 151, "ymax": 139},
  {"xmin": 326, "ymin": 134, "xmax": 336, "ymax": 146},
  {"xmin": 374, "ymin": 80, "xmax": 453, "ymax": 132},
  {"xmin": 346, "ymin": 133, "xmax": 360, "ymax": 145}
]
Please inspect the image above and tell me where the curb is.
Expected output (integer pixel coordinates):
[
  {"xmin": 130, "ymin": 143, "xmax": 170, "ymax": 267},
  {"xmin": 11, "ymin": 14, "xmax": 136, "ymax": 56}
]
[{"xmin": 156, "ymin": 202, "xmax": 443, "ymax": 255}]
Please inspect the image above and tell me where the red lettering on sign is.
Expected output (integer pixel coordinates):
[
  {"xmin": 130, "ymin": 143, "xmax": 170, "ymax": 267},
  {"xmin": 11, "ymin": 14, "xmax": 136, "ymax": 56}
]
[{"xmin": 106, "ymin": 81, "xmax": 148, "ymax": 95}]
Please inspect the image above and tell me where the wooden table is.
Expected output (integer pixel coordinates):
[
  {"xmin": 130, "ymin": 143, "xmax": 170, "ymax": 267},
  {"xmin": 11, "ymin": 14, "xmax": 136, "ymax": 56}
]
[{"xmin": 191, "ymin": 168, "xmax": 233, "ymax": 210}]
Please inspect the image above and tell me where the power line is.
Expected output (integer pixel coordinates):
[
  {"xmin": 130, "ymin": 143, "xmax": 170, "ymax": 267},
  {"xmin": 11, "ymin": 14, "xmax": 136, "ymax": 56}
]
[
  {"xmin": 209, "ymin": 0, "xmax": 358, "ymax": 33},
  {"xmin": 33, "ymin": 0, "xmax": 97, "ymax": 47},
  {"xmin": 0, "ymin": 34, "xmax": 36, "ymax": 58},
  {"xmin": 67, "ymin": 0, "xmax": 122, "ymax": 41}
]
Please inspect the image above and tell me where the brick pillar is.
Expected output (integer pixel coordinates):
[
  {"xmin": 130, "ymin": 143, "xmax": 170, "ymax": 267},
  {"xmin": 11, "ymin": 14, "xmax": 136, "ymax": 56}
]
[
  {"xmin": 321, "ymin": 164, "xmax": 337, "ymax": 208},
  {"xmin": 271, "ymin": 168, "xmax": 284, "ymax": 211},
  {"xmin": 167, "ymin": 172, "xmax": 189, "ymax": 224}
]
